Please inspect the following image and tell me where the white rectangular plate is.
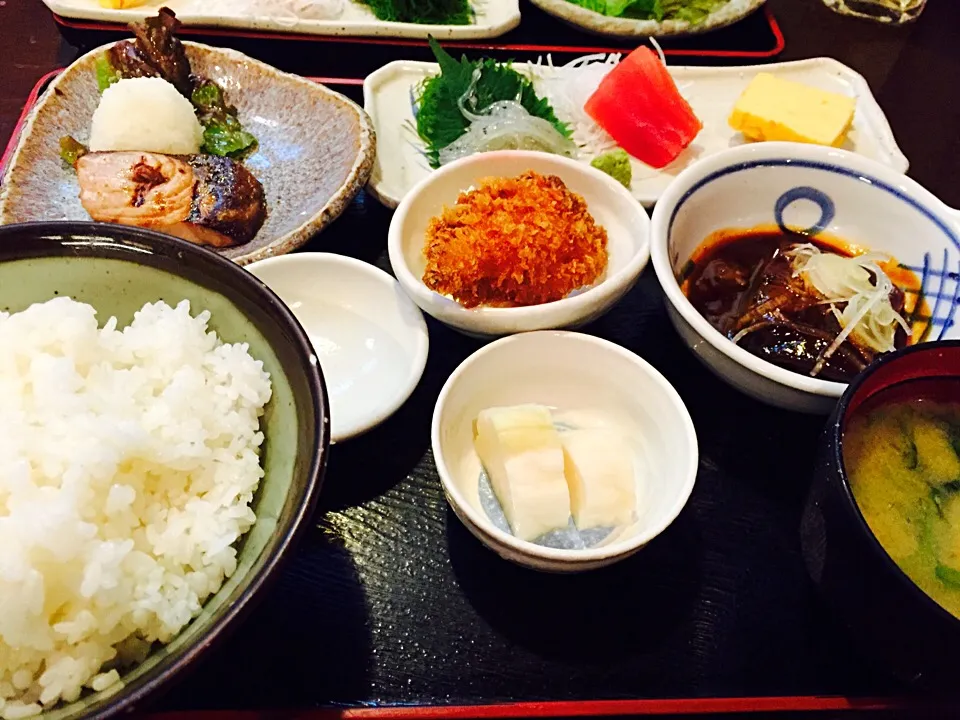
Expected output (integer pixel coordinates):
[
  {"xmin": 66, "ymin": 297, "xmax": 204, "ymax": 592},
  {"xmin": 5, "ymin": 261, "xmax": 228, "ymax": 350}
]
[
  {"xmin": 363, "ymin": 57, "xmax": 909, "ymax": 208},
  {"xmin": 40, "ymin": 0, "xmax": 520, "ymax": 39}
]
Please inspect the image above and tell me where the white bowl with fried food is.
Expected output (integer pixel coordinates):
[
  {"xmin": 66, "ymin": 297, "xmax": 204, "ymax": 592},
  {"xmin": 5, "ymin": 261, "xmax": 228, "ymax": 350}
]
[{"xmin": 388, "ymin": 150, "xmax": 650, "ymax": 337}]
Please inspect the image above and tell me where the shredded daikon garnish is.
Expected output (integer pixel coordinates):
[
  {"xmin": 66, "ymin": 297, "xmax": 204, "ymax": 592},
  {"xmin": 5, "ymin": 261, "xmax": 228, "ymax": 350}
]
[
  {"xmin": 650, "ymin": 37, "xmax": 666, "ymax": 66},
  {"xmin": 786, "ymin": 243, "xmax": 910, "ymax": 375},
  {"xmin": 436, "ymin": 67, "xmax": 577, "ymax": 166},
  {"xmin": 533, "ymin": 54, "xmax": 621, "ymax": 158}
]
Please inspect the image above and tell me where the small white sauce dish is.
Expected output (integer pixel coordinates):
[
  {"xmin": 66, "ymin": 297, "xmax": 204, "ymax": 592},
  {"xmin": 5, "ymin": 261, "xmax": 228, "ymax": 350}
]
[
  {"xmin": 246, "ymin": 253, "xmax": 429, "ymax": 442},
  {"xmin": 431, "ymin": 331, "xmax": 698, "ymax": 572},
  {"xmin": 388, "ymin": 150, "xmax": 651, "ymax": 337},
  {"xmin": 651, "ymin": 141, "xmax": 960, "ymax": 415}
]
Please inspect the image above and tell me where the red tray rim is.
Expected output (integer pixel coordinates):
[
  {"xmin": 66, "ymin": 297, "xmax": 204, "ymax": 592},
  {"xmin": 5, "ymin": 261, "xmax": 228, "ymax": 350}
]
[
  {"xmin": 50, "ymin": 5, "xmax": 785, "ymax": 59},
  {"xmin": 143, "ymin": 695, "xmax": 941, "ymax": 717}
]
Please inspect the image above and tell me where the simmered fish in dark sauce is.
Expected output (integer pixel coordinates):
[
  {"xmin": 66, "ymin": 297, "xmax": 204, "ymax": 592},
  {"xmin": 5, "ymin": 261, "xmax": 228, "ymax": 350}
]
[{"xmin": 682, "ymin": 229, "xmax": 924, "ymax": 383}]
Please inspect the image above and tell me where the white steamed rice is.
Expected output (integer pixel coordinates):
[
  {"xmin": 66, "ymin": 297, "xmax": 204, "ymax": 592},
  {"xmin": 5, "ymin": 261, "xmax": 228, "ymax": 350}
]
[{"xmin": 0, "ymin": 297, "xmax": 272, "ymax": 717}]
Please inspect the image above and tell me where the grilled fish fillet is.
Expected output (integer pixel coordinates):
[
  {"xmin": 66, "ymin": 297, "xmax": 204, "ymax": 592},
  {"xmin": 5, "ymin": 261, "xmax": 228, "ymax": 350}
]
[
  {"xmin": 76, "ymin": 151, "xmax": 266, "ymax": 248},
  {"xmin": 188, "ymin": 155, "xmax": 267, "ymax": 244}
]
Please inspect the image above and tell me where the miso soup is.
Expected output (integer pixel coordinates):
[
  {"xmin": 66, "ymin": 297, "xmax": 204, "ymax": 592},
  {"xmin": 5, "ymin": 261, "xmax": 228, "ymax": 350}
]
[{"xmin": 844, "ymin": 380, "xmax": 960, "ymax": 619}]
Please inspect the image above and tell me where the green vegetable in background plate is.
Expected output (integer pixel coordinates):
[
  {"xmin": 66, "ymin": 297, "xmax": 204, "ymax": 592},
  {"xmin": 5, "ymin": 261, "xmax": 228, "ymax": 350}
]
[
  {"xmin": 590, "ymin": 149, "xmax": 632, "ymax": 188},
  {"xmin": 415, "ymin": 37, "xmax": 570, "ymax": 169},
  {"xmin": 566, "ymin": 0, "xmax": 728, "ymax": 22},
  {"xmin": 358, "ymin": 0, "xmax": 471, "ymax": 24}
]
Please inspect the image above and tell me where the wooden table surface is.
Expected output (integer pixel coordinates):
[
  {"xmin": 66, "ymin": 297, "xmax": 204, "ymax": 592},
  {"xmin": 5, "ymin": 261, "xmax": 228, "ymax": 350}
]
[{"xmin": 1, "ymin": 2, "xmax": 960, "ymax": 719}]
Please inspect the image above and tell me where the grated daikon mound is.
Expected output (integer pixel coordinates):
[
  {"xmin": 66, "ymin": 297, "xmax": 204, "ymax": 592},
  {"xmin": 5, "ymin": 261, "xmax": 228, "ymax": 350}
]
[
  {"xmin": 89, "ymin": 77, "xmax": 204, "ymax": 155},
  {"xmin": 0, "ymin": 297, "xmax": 271, "ymax": 718}
]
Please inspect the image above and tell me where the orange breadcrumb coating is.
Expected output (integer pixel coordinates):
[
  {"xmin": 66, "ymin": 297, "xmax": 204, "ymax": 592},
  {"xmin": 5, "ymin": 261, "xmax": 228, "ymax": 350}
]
[{"xmin": 422, "ymin": 171, "xmax": 609, "ymax": 308}]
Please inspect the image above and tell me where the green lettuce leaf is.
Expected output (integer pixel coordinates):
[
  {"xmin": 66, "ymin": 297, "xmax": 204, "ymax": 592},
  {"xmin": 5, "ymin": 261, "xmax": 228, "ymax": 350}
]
[
  {"xmin": 566, "ymin": 0, "xmax": 607, "ymax": 13},
  {"xmin": 191, "ymin": 80, "xmax": 257, "ymax": 158},
  {"xmin": 566, "ymin": 0, "xmax": 726, "ymax": 22},
  {"xmin": 613, "ymin": 0, "xmax": 663, "ymax": 18},
  {"xmin": 660, "ymin": 0, "xmax": 727, "ymax": 22}
]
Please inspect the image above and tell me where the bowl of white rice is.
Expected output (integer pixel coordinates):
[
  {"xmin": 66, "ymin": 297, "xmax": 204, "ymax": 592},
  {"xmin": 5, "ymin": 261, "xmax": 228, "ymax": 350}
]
[{"xmin": 0, "ymin": 221, "xmax": 329, "ymax": 720}]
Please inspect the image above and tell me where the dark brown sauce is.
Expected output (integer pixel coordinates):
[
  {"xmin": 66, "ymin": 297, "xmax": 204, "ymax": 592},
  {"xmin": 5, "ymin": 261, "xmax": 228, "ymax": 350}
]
[
  {"xmin": 129, "ymin": 159, "xmax": 168, "ymax": 208},
  {"xmin": 682, "ymin": 229, "xmax": 910, "ymax": 383}
]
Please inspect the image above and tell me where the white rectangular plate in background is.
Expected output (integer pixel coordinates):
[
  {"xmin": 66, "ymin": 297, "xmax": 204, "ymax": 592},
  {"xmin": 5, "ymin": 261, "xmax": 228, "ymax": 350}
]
[
  {"xmin": 41, "ymin": 0, "xmax": 520, "ymax": 39},
  {"xmin": 363, "ymin": 57, "xmax": 909, "ymax": 208}
]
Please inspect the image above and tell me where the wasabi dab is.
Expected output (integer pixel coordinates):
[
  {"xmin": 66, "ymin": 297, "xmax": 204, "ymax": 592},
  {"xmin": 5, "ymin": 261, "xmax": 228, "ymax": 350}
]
[{"xmin": 590, "ymin": 149, "xmax": 632, "ymax": 188}]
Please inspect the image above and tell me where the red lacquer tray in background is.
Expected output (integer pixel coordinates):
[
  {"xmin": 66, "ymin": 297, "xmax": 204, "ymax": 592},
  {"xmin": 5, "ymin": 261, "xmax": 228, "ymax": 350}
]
[{"xmin": 50, "ymin": 5, "xmax": 784, "ymax": 59}]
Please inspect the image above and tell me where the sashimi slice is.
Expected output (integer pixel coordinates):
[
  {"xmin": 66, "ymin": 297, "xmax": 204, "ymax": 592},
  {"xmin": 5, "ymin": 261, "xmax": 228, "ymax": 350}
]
[{"xmin": 584, "ymin": 47, "xmax": 702, "ymax": 169}]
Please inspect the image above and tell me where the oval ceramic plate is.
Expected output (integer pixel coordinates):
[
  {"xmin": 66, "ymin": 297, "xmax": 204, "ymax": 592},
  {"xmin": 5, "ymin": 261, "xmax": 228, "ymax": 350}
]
[
  {"xmin": 39, "ymin": 0, "xmax": 520, "ymax": 39},
  {"xmin": 0, "ymin": 41, "xmax": 375, "ymax": 266},
  {"xmin": 526, "ymin": 0, "xmax": 764, "ymax": 38},
  {"xmin": 363, "ymin": 57, "xmax": 909, "ymax": 209}
]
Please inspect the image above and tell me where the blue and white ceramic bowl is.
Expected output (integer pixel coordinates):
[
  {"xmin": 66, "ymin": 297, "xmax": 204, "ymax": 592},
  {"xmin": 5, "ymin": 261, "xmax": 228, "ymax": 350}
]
[{"xmin": 651, "ymin": 142, "xmax": 960, "ymax": 414}]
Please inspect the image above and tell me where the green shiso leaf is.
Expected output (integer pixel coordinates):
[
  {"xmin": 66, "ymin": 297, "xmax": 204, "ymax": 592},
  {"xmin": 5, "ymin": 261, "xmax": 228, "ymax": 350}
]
[
  {"xmin": 358, "ymin": 0, "xmax": 471, "ymax": 24},
  {"xmin": 414, "ymin": 37, "xmax": 570, "ymax": 169}
]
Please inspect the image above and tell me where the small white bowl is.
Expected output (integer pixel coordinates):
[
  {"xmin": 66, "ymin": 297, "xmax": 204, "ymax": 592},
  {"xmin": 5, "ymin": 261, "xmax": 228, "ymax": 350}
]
[
  {"xmin": 247, "ymin": 253, "xmax": 429, "ymax": 442},
  {"xmin": 388, "ymin": 150, "xmax": 651, "ymax": 337},
  {"xmin": 431, "ymin": 331, "xmax": 698, "ymax": 572},
  {"xmin": 651, "ymin": 142, "xmax": 960, "ymax": 414}
]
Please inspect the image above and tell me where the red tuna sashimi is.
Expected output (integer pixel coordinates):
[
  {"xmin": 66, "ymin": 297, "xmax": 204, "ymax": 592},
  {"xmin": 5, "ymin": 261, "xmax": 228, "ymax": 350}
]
[{"xmin": 584, "ymin": 47, "xmax": 702, "ymax": 169}]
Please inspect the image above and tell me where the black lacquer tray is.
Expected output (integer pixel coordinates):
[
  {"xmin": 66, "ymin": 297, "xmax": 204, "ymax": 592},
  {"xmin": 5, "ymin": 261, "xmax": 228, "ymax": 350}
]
[
  {"xmin": 156, "ymin": 182, "xmax": 915, "ymax": 714},
  {"xmin": 4, "ymin": 68, "xmax": 954, "ymax": 720}
]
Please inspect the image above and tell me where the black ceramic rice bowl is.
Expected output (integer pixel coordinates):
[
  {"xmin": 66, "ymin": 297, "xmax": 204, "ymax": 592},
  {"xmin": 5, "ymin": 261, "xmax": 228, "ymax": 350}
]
[{"xmin": 0, "ymin": 221, "xmax": 329, "ymax": 719}]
